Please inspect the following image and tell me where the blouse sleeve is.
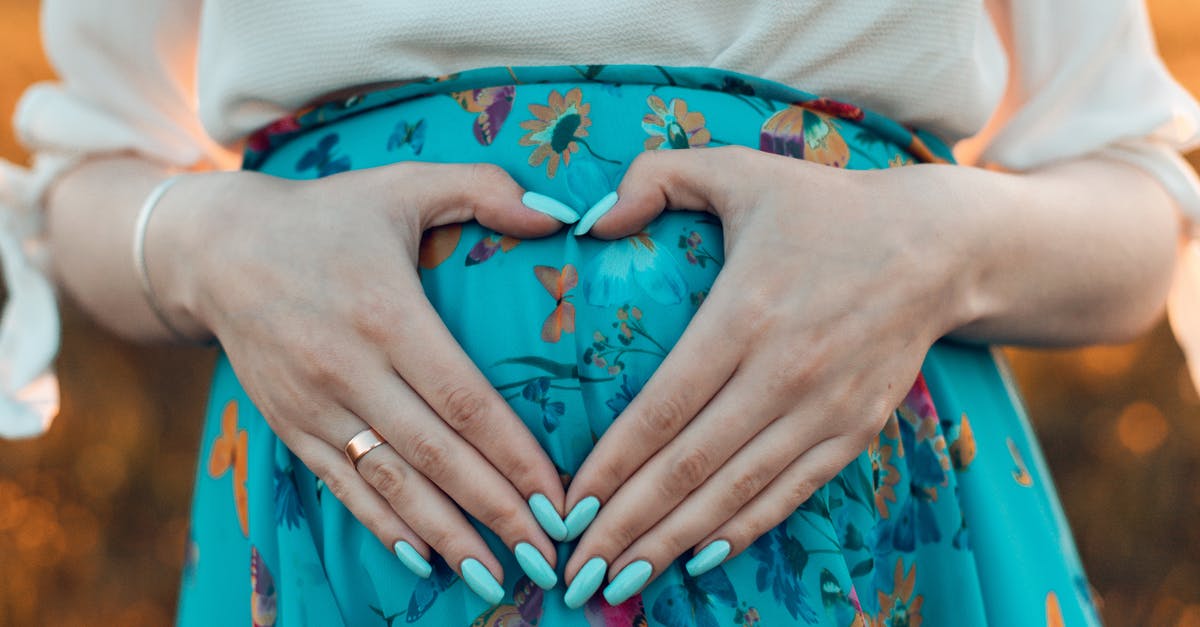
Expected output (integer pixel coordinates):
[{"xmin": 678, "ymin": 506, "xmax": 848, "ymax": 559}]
[
  {"xmin": 959, "ymin": 0, "xmax": 1200, "ymax": 390},
  {"xmin": 0, "ymin": 0, "xmax": 236, "ymax": 438}
]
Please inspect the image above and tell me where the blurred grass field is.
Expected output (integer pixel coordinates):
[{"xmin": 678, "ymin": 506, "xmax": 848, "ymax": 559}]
[{"xmin": 1, "ymin": 1, "xmax": 1200, "ymax": 625}]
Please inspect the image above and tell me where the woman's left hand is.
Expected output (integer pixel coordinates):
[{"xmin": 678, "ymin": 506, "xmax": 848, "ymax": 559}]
[{"xmin": 560, "ymin": 146, "xmax": 978, "ymax": 604}]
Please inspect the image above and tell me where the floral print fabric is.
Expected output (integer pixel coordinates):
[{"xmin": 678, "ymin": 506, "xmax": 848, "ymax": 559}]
[{"xmin": 177, "ymin": 65, "xmax": 1100, "ymax": 627}]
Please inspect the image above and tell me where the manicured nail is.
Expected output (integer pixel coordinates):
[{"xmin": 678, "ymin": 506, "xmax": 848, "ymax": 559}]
[
  {"xmin": 460, "ymin": 558, "xmax": 505, "ymax": 606},
  {"xmin": 522, "ymin": 192, "xmax": 580, "ymax": 224},
  {"xmin": 574, "ymin": 192, "xmax": 619, "ymax": 235},
  {"xmin": 563, "ymin": 496, "xmax": 601, "ymax": 541},
  {"xmin": 685, "ymin": 540, "xmax": 731, "ymax": 577},
  {"xmin": 393, "ymin": 541, "xmax": 433, "ymax": 578},
  {"xmin": 564, "ymin": 557, "xmax": 608, "ymax": 609},
  {"xmin": 514, "ymin": 542, "xmax": 558, "ymax": 590},
  {"xmin": 528, "ymin": 494, "xmax": 568, "ymax": 541},
  {"xmin": 603, "ymin": 560, "xmax": 652, "ymax": 606}
]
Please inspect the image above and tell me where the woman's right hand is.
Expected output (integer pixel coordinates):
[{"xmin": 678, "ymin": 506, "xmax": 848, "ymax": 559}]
[{"xmin": 146, "ymin": 163, "xmax": 573, "ymax": 600}]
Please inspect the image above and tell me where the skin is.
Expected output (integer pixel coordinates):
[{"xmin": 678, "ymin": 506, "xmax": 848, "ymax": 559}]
[{"xmin": 46, "ymin": 145, "xmax": 1182, "ymax": 596}]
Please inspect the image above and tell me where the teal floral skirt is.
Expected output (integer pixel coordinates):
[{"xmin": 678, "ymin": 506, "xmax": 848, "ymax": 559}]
[{"xmin": 177, "ymin": 65, "xmax": 1101, "ymax": 626}]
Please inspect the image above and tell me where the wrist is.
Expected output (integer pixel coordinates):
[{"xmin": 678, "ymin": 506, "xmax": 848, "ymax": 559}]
[
  {"xmin": 143, "ymin": 169, "xmax": 249, "ymax": 342},
  {"xmin": 862, "ymin": 164, "xmax": 1001, "ymax": 341}
]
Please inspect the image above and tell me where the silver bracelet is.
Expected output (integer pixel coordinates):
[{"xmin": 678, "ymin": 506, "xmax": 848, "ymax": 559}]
[{"xmin": 132, "ymin": 174, "xmax": 197, "ymax": 342}]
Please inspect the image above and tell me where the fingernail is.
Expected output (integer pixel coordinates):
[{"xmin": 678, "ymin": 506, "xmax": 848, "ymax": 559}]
[
  {"xmin": 522, "ymin": 192, "xmax": 580, "ymax": 224},
  {"xmin": 514, "ymin": 542, "xmax": 558, "ymax": 590},
  {"xmin": 574, "ymin": 191, "xmax": 619, "ymax": 235},
  {"xmin": 393, "ymin": 541, "xmax": 433, "ymax": 578},
  {"xmin": 528, "ymin": 494, "xmax": 568, "ymax": 541},
  {"xmin": 603, "ymin": 560, "xmax": 652, "ymax": 606},
  {"xmin": 460, "ymin": 558, "xmax": 505, "ymax": 606},
  {"xmin": 685, "ymin": 540, "xmax": 731, "ymax": 577},
  {"xmin": 563, "ymin": 496, "xmax": 601, "ymax": 541},
  {"xmin": 564, "ymin": 557, "xmax": 608, "ymax": 609}
]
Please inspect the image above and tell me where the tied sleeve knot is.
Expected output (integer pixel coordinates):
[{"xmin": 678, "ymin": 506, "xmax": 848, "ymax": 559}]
[{"xmin": 0, "ymin": 155, "xmax": 68, "ymax": 439}]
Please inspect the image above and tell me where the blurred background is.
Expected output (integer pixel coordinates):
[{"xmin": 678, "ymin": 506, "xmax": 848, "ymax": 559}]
[{"xmin": 1, "ymin": 0, "xmax": 1199, "ymax": 625}]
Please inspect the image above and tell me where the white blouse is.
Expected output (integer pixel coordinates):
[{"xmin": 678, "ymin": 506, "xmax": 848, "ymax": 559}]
[{"xmin": 2, "ymin": 0, "xmax": 1199, "ymax": 437}]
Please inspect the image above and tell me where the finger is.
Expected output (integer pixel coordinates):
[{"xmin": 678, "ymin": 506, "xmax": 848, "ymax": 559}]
[
  {"xmin": 563, "ymin": 270, "xmax": 745, "ymax": 537},
  {"xmin": 586, "ymin": 146, "xmax": 754, "ymax": 240},
  {"xmin": 339, "ymin": 365, "xmax": 560, "ymax": 569},
  {"xmin": 322, "ymin": 407, "xmax": 555, "ymax": 601},
  {"xmin": 395, "ymin": 162, "xmax": 570, "ymax": 237},
  {"xmin": 596, "ymin": 415, "xmax": 822, "ymax": 604},
  {"xmin": 377, "ymin": 283, "xmax": 570, "ymax": 528},
  {"xmin": 689, "ymin": 436, "xmax": 859, "ymax": 576},
  {"xmin": 563, "ymin": 366, "xmax": 779, "ymax": 576},
  {"xmin": 289, "ymin": 432, "xmax": 435, "ymax": 577}
]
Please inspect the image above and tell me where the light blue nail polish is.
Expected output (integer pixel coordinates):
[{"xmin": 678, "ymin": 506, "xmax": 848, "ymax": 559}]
[
  {"xmin": 514, "ymin": 542, "xmax": 558, "ymax": 590},
  {"xmin": 563, "ymin": 496, "xmax": 601, "ymax": 541},
  {"xmin": 685, "ymin": 540, "xmax": 731, "ymax": 577},
  {"xmin": 460, "ymin": 558, "xmax": 505, "ymax": 606},
  {"xmin": 603, "ymin": 560, "xmax": 652, "ymax": 606},
  {"xmin": 528, "ymin": 494, "xmax": 568, "ymax": 542},
  {"xmin": 574, "ymin": 191, "xmax": 619, "ymax": 235},
  {"xmin": 522, "ymin": 192, "xmax": 580, "ymax": 224},
  {"xmin": 564, "ymin": 557, "xmax": 608, "ymax": 609},
  {"xmin": 393, "ymin": 541, "xmax": 433, "ymax": 578}
]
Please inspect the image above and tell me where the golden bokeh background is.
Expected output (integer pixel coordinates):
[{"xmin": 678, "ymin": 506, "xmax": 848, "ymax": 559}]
[{"xmin": 1, "ymin": 1, "xmax": 1200, "ymax": 625}]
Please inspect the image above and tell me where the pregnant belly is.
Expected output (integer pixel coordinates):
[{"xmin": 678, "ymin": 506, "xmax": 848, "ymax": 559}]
[
  {"xmin": 415, "ymin": 213, "xmax": 721, "ymax": 474},
  {"xmin": 248, "ymin": 68, "xmax": 943, "ymax": 474}
]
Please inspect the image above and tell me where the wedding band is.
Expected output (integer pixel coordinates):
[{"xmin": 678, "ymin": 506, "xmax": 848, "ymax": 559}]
[{"xmin": 345, "ymin": 428, "xmax": 387, "ymax": 466}]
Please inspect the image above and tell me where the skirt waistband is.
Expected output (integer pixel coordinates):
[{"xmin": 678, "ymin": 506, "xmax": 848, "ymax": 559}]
[{"xmin": 242, "ymin": 64, "xmax": 954, "ymax": 171}]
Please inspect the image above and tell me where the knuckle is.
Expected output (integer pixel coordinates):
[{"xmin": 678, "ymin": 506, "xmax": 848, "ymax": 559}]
[
  {"xmin": 466, "ymin": 163, "xmax": 511, "ymax": 195},
  {"xmin": 663, "ymin": 447, "xmax": 713, "ymax": 496},
  {"xmin": 322, "ymin": 472, "xmax": 353, "ymax": 503},
  {"xmin": 640, "ymin": 394, "xmax": 690, "ymax": 436},
  {"xmin": 764, "ymin": 357, "xmax": 816, "ymax": 398},
  {"xmin": 363, "ymin": 460, "xmax": 409, "ymax": 501},
  {"xmin": 739, "ymin": 285, "xmax": 777, "ymax": 329},
  {"xmin": 605, "ymin": 523, "xmax": 639, "ymax": 552},
  {"xmin": 788, "ymin": 477, "xmax": 824, "ymax": 508},
  {"xmin": 296, "ymin": 341, "xmax": 353, "ymax": 394},
  {"xmin": 405, "ymin": 432, "xmax": 450, "ymax": 474},
  {"xmin": 438, "ymin": 384, "xmax": 490, "ymax": 433},
  {"xmin": 417, "ymin": 523, "xmax": 452, "ymax": 555},
  {"xmin": 727, "ymin": 468, "xmax": 769, "ymax": 506},
  {"xmin": 478, "ymin": 501, "xmax": 524, "ymax": 537},
  {"xmin": 349, "ymin": 285, "xmax": 402, "ymax": 345}
]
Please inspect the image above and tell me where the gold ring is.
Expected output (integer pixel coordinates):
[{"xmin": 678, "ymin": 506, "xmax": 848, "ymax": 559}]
[{"xmin": 345, "ymin": 427, "xmax": 387, "ymax": 467}]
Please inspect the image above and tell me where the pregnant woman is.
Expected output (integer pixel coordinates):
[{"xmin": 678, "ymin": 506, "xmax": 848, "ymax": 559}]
[{"xmin": 4, "ymin": 1, "xmax": 1199, "ymax": 625}]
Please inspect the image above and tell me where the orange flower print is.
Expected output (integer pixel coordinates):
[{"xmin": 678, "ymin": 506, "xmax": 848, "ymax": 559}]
[
  {"xmin": 642, "ymin": 95, "xmax": 711, "ymax": 150},
  {"xmin": 534, "ymin": 264, "xmax": 578, "ymax": 342},
  {"xmin": 759, "ymin": 104, "xmax": 851, "ymax": 167},
  {"xmin": 869, "ymin": 435, "xmax": 902, "ymax": 519},
  {"xmin": 520, "ymin": 88, "xmax": 611, "ymax": 178},
  {"xmin": 1046, "ymin": 591, "xmax": 1065, "ymax": 627},
  {"xmin": 520, "ymin": 87, "xmax": 590, "ymax": 175},
  {"xmin": 950, "ymin": 413, "xmax": 977, "ymax": 470},
  {"xmin": 208, "ymin": 400, "xmax": 249, "ymax": 536},
  {"xmin": 875, "ymin": 559, "xmax": 924, "ymax": 627}
]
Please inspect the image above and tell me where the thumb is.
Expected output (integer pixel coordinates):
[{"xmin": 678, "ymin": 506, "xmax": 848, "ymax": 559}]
[
  {"xmin": 399, "ymin": 162, "xmax": 572, "ymax": 239},
  {"xmin": 583, "ymin": 147, "xmax": 746, "ymax": 240}
]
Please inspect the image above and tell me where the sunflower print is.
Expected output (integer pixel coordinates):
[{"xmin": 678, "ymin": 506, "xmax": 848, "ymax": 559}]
[
  {"xmin": 519, "ymin": 88, "xmax": 592, "ymax": 177},
  {"xmin": 874, "ymin": 559, "xmax": 924, "ymax": 627},
  {"xmin": 642, "ymin": 95, "xmax": 711, "ymax": 150}
]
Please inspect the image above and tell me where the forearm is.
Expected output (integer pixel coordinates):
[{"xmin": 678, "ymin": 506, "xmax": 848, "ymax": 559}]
[
  {"xmin": 889, "ymin": 156, "xmax": 1185, "ymax": 346},
  {"xmin": 45, "ymin": 155, "xmax": 216, "ymax": 342}
]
